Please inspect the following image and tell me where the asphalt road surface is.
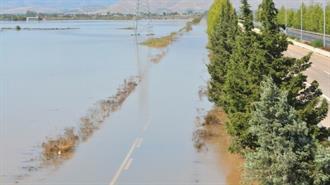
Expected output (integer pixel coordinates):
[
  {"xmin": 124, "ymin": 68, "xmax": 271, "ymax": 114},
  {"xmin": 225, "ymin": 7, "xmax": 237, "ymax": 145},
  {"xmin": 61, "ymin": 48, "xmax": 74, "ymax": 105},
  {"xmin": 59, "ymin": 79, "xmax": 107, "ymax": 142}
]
[{"xmin": 287, "ymin": 28, "xmax": 330, "ymax": 48}]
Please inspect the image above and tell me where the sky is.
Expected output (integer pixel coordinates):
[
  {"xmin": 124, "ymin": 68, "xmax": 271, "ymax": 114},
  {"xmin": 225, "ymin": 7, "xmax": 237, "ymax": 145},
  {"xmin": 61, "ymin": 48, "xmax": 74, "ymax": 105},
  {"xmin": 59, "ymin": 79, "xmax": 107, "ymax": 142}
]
[
  {"xmin": 0, "ymin": 0, "xmax": 117, "ymax": 9},
  {"xmin": 0, "ymin": 0, "xmax": 326, "ymax": 12}
]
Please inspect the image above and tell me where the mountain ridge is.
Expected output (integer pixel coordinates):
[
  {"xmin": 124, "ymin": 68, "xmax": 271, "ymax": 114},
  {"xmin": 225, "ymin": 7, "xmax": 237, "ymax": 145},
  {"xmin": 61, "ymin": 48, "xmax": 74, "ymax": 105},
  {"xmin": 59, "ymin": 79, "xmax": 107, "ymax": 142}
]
[{"xmin": 1, "ymin": 0, "xmax": 212, "ymax": 14}]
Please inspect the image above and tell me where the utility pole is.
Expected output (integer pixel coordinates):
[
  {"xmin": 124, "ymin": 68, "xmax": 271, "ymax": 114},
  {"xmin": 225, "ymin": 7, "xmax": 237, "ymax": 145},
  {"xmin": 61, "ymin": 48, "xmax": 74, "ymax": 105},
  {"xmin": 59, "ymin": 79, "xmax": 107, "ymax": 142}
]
[
  {"xmin": 285, "ymin": 1, "xmax": 288, "ymax": 33},
  {"xmin": 135, "ymin": 0, "xmax": 141, "ymax": 36},
  {"xmin": 301, "ymin": 0, "xmax": 303, "ymax": 41},
  {"xmin": 323, "ymin": 0, "xmax": 327, "ymax": 48}
]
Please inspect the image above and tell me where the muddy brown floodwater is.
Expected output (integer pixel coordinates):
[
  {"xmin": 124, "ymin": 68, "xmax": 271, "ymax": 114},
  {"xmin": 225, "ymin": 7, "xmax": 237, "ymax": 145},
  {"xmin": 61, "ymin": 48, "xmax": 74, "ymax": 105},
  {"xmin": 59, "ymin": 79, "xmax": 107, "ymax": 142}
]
[
  {"xmin": 194, "ymin": 107, "xmax": 244, "ymax": 185},
  {"xmin": 1, "ymin": 19, "xmax": 241, "ymax": 185}
]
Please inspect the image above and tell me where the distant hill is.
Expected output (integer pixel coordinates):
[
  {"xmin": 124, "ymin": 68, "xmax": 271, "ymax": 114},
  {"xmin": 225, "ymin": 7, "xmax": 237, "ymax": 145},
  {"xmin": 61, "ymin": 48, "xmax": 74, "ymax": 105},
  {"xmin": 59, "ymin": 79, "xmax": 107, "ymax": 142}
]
[
  {"xmin": 1, "ymin": 0, "xmax": 213, "ymax": 14},
  {"xmin": 98, "ymin": 0, "xmax": 213, "ymax": 14},
  {"xmin": 0, "ymin": 0, "xmax": 303, "ymax": 14}
]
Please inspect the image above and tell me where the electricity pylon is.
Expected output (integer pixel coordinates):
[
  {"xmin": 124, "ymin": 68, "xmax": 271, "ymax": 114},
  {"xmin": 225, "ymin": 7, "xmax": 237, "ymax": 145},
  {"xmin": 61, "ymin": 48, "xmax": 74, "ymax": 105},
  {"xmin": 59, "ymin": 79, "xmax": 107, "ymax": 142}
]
[{"xmin": 134, "ymin": 0, "xmax": 153, "ymax": 37}]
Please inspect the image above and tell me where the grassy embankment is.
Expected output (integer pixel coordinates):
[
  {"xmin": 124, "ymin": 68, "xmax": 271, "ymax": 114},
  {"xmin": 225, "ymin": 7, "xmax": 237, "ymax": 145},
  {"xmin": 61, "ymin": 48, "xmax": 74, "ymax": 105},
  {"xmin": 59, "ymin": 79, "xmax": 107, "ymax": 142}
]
[{"xmin": 141, "ymin": 16, "xmax": 203, "ymax": 48}]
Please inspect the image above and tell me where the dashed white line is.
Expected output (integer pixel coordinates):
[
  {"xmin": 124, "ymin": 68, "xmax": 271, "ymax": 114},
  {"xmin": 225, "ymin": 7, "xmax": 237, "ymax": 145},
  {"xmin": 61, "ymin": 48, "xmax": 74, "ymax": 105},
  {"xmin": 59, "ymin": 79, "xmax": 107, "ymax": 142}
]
[
  {"xmin": 136, "ymin": 138, "xmax": 143, "ymax": 148},
  {"xmin": 143, "ymin": 119, "xmax": 152, "ymax": 132},
  {"xmin": 124, "ymin": 158, "xmax": 133, "ymax": 171},
  {"xmin": 109, "ymin": 138, "xmax": 139, "ymax": 185},
  {"xmin": 109, "ymin": 119, "xmax": 151, "ymax": 184}
]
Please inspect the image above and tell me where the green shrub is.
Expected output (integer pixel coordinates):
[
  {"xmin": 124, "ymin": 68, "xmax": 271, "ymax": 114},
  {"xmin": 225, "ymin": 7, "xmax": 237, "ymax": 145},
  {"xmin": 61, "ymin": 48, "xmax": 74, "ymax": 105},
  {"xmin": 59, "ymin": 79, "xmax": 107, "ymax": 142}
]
[{"xmin": 311, "ymin": 39, "xmax": 323, "ymax": 48}]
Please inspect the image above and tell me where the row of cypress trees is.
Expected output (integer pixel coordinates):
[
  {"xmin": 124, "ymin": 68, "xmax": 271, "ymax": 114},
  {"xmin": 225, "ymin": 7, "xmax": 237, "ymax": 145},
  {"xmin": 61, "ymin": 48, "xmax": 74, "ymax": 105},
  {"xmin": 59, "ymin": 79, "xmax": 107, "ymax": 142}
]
[{"xmin": 207, "ymin": 0, "xmax": 330, "ymax": 184}]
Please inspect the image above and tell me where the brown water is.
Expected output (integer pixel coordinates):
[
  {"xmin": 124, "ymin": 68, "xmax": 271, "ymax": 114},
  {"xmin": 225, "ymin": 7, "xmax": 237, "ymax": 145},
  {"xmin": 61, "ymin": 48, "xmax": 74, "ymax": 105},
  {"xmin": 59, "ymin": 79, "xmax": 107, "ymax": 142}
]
[{"xmin": 0, "ymin": 20, "xmax": 232, "ymax": 185}]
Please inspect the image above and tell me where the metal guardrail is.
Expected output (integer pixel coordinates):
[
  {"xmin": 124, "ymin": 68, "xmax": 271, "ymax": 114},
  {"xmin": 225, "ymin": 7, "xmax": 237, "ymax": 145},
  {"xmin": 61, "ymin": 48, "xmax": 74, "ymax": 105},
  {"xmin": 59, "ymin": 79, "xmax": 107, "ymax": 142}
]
[
  {"xmin": 253, "ymin": 22, "xmax": 330, "ymax": 48},
  {"xmin": 286, "ymin": 28, "xmax": 330, "ymax": 48}
]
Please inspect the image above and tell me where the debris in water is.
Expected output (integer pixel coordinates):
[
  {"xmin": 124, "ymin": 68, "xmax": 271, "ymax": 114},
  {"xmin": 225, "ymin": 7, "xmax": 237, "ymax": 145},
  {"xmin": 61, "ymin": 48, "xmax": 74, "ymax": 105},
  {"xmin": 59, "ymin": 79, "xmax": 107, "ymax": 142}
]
[
  {"xmin": 40, "ymin": 76, "xmax": 140, "ymax": 164},
  {"xmin": 149, "ymin": 50, "xmax": 167, "ymax": 64},
  {"xmin": 192, "ymin": 107, "xmax": 225, "ymax": 152},
  {"xmin": 42, "ymin": 128, "xmax": 78, "ymax": 160},
  {"xmin": 78, "ymin": 77, "xmax": 140, "ymax": 142}
]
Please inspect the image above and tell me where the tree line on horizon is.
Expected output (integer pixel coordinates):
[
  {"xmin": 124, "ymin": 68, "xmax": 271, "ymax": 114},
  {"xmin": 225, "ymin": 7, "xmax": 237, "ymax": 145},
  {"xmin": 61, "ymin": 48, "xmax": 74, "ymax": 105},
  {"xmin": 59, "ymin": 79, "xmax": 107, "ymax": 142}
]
[{"xmin": 207, "ymin": 0, "xmax": 330, "ymax": 184}]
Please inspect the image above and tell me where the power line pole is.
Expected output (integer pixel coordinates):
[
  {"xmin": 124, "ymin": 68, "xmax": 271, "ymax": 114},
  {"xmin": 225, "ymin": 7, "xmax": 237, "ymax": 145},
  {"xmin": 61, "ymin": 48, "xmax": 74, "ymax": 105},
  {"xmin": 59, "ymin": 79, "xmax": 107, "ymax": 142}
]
[
  {"xmin": 324, "ymin": 0, "xmax": 326, "ymax": 48},
  {"xmin": 285, "ymin": 1, "xmax": 288, "ymax": 33},
  {"xmin": 301, "ymin": 0, "xmax": 303, "ymax": 41},
  {"xmin": 134, "ymin": 0, "xmax": 152, "ymax": 36},
  {"xmin": 134, "ymin": 0, "xmax": 141, "ymax": 36}
]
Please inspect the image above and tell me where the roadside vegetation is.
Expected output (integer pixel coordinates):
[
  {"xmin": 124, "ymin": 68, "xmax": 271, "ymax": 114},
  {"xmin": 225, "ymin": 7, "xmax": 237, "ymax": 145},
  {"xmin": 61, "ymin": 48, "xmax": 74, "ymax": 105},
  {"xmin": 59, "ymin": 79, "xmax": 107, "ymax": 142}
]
[
  {"xmin": 276, "ymin": 3, "xmax": 330, "ymax": 35},
  {"xmin": 141, "ymin": 32, "xmax": 177, "ymax": 48},
  {"xmin": 206, "ymin": 0, "xmax": 330, "ymax": 184},
  {"xmin": 142, "ymin": 15, "xmax": 203, "ymax": 48}
]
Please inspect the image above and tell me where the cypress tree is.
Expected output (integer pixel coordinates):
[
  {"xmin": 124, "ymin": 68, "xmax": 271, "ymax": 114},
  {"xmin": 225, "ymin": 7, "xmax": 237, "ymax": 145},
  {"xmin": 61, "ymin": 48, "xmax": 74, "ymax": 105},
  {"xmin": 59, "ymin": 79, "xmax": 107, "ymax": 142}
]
[
  {"xmin": 239, "ymin": 0, "xmax": 254, "ymax": 32},
  {"xmin": 223, "ymin": 0, "xmax": 267, "ymax": 151},
  {"xmin": 258, "ymin": 0, "xmax": 288, "ymax": 59},
  {"xmin": 207, "ymin": 0, "xmax": 238, "ymax": 107},
  {"xmin": 207, "ymin": 0, "xmax": 232, "ymax": 36},
  {"xmin": 257, "ymin": 0, "xmax": 329, "ymax": 141},
  {"xmin": 224, "ymin": 0, "xmax": 262, "ymax": 114}
]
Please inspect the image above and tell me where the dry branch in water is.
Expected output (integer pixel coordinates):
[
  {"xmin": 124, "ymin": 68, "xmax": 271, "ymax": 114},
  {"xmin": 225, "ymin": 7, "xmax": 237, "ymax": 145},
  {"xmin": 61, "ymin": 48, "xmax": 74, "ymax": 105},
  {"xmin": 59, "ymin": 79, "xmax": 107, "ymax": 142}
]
[
  {"xmin": 149, "ymin": 50, "xmax": 167, "ymax": 64},
  {"xmin": 79, "ymin": 77, "xmax": 139, "ymax": 141},
  {"xmin": 193, "ymin": 107, "xmax": 226, "ymax": 151},
  {"xmin": 42, "ymin": 128, "xmax": 78, "ymax": 160}
]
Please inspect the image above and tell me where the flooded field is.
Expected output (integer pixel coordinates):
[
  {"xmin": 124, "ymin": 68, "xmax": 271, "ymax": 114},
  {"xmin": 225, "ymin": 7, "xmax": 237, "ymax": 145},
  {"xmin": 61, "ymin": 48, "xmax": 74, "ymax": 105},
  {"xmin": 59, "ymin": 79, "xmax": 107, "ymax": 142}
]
[{"xmin": 0, "ymin": 20, "xmax": 235, "ymax": 184}]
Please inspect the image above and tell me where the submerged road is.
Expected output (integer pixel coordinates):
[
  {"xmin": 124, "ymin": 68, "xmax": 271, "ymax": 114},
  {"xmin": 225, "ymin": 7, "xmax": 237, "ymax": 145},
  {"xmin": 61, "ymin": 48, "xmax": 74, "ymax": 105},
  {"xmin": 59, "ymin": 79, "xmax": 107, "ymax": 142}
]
[
  {"xmin": 19, "ymin": 21, "xmax": 229, "ymax": 185},
  {"xmin": 284, "ymin": 45, "xmax": 330, "ymax": 127}
]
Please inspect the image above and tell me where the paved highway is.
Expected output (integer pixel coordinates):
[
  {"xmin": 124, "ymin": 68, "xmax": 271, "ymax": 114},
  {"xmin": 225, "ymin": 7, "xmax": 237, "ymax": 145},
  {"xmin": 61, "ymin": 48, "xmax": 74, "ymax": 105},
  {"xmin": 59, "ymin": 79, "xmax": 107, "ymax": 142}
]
[
  {"xmin": 284, "ymin": 45, "xmax": 330, "ymax": 127},
  {"xmin": 286, "ymin": 28, "xmax": 330, "ymax": 48}
]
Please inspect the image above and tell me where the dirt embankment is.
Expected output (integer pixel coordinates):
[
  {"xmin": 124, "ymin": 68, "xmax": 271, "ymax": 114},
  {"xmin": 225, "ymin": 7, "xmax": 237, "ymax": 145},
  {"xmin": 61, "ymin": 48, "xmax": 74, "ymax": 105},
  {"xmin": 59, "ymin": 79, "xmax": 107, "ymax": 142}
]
[{"xmin": 194, "ymin": 107, "xmax": 244, "ymax": 185}]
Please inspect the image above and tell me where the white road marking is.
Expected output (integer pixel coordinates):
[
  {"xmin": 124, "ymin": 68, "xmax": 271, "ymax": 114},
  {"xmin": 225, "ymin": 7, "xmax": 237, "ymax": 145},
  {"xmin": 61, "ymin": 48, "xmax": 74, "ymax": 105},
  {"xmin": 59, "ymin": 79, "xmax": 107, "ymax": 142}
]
[
  {"xmin": 325, "ymin": 71, "xmax": 330, "ymax": 75},
  {"xmin": 124, "ymin": 158, "xmax": 133, "ymax": 171},
  {"xmin": 143, "ymin": 119, "xmax": 152, "ymax": 132},
  {"xmin": 136, "ymin": 138, "xmax": 143, "ymax": 148},
  {"xmin": 109, "ymin": 138, "xmax": 139, "ymax": 185}
]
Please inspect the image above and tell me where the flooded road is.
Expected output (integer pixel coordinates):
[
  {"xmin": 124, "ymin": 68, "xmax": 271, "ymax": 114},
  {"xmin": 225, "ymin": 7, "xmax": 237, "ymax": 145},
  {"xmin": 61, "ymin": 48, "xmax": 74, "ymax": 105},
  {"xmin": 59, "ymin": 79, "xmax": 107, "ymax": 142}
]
[{"xmin": 1, "ymin": 20, "xmax": 230, "ymax": 184}]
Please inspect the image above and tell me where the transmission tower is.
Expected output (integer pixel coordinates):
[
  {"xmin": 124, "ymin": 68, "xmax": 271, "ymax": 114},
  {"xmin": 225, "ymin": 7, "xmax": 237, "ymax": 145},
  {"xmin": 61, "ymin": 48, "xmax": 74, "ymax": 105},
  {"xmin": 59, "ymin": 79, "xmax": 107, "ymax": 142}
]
[{"xmin": 134, "ymin": 0, "xmax": 153, "ymax": 37}]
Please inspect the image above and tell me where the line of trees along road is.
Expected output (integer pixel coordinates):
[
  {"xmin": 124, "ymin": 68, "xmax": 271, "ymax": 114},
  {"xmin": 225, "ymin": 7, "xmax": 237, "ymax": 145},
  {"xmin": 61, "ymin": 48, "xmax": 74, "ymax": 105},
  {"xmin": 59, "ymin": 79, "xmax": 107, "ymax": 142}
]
[
  {"xmin": 207, "ymin": 0, "xmax": 330, "ymax": 184},
  {"xmin": 277, "ymin": 3, "xmax": 330, "ymax": 34}
]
